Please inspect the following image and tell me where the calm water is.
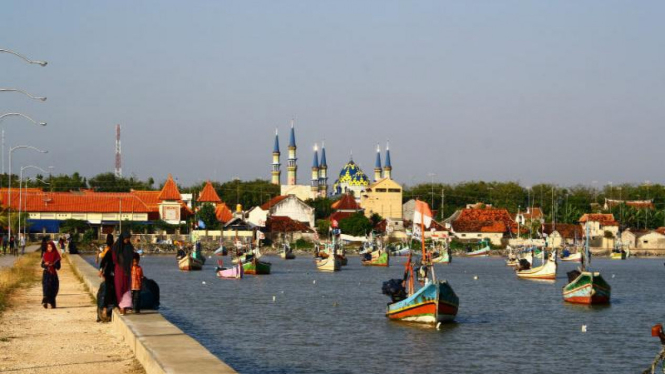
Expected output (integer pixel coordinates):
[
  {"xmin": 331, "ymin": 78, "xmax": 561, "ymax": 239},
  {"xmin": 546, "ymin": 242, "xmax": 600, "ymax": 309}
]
[{"xmin": 88, "ymin": 255, "xmax": 665, "ymax": 373}]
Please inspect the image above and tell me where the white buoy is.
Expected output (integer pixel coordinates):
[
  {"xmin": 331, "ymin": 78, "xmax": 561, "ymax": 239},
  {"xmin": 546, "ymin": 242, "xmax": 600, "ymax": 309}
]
[
  {"xmin": 581, "ymin": 325, "xmax": 587, "ymax": 332},
  {"xmin": 272, "ymin": 296, "xmax": 276, "ymax": 302},
  {"xmin": 436, "ymin": 322, "xmax": 442, "ymax": 330},
  {"xmin": 313, "ymin": 280, "xmax": 316, "ymax": 284},
  {"xmin": 473, "ymin": 275, "xmax": 479, "ymax": 280},
  {"xmin": 202, "ymin": 281, "xmax": 206, "ymax": 285},
  {"xmin": 280, "ymin": 290, "xmax": 285, "ymax": 294},
  {"xmin": 612, "ymin": 274, "xmax": 615, "ymax": 278}
]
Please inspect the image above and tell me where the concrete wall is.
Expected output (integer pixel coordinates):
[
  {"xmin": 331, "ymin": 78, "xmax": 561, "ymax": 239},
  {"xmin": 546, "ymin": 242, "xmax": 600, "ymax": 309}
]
[
  {"xmin": 636, "ymin": 232, "xmax": 665, "ymax": 249},
  {"xmin": 454, "ymin": 232, "xmax": 503, "ymax": 246},
  {"xmin": 271, "ymin": 196, "xmax": 315, "ymax": 227},
  {"xmin": 68, "ymin": 255, "xmax": 237, "ymax": 374}
]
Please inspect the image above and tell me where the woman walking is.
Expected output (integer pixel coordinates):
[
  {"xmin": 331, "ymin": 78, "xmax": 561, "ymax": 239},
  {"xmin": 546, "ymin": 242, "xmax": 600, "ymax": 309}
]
[
  {"xmin": 41, "ymin": 241, "xmax": 61, "ymax": 308},
  {"xmin": 112, "ymin": 232, "xmax": 134, "ymax": 315},
  {"xmin": 98, "ymin": 234, "xmax": 116, "ymax": 320}
]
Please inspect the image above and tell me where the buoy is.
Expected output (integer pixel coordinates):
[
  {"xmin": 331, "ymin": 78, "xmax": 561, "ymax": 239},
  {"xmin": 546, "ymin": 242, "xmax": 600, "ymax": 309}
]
[
  {"xmin": 333, "ymin": 302, "xmax": 339, "ymax": 307},
  {"xmin": 202, "ymin": 281, "xmax": 206, "ymax": 285},
  {"xmin": 280, "ymin": 290, "xmax": 284, "ymax": 294},
  {"xmin": 612, "ymin": 274, "xmax": 615, "ymax": 278},
  {"xmin": 473, "ymin": 276, "xmax": 479, "ymax": 280},
  {"xmin": 581, "ymin": 325, "xmax": 587, "ymax": 332},
  {"xmin": 272, "ymin": 296, "xmax": 276, "ymax": 302},
  {"xmin": 436, "ymin": 322, "xmax": 442, "ymax": 330},
  {"xmin": 313, "ymin": 280, "xmax": 316, "ymax": 284}
]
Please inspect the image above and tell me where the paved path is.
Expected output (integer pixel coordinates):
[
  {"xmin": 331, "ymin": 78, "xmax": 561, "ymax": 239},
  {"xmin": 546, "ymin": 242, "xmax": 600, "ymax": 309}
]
[
  {"xmin": 0, "ymin": 254, "xmax": 145, "ymax": 374},
  {"xmin": 0, "ymin": 245, "xmax": 40, "ymax": 269}
]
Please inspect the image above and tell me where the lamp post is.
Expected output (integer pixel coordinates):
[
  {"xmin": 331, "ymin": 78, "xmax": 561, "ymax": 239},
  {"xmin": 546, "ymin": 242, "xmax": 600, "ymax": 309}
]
[
  {"xmin": 18, "ymin": 165, "xmax": 50, "ymax": 236},
  {"xmin": 0, "ymin": 113, "xmax": 47, "ymax": 176},
  {"xmin": 0, "ymin": 48, "xmax": 47, "ymax": 66},
  {"xmin": 0, "ymin": 88, "xmax": 47, "ymax": 101},
  {"xmin": 8, "ymin": 145, "xmax": 48, "ymax": 240}
]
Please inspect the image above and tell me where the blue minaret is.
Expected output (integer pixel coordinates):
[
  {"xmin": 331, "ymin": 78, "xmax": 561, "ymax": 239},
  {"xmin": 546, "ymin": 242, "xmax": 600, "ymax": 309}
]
[
  {"xmin": 271, "ymin": 129, "xmax": 281, "ymax": 185},
  {"xmin": 383, "ymin": 141, "xmax": 392, "ymax": 179},
  {"xmin": 374, "ymin": 144, "xmax": 382, "ymax": 182},
  {"xmin": 311, "ymin": 143, "xmax": 319, "ymax": 194},
  {"xmin": 287, "ymin": 120, "xmax": 297, "ymax": 185},
  {"xmin": 318, "ymin": 142, "xmax": 328, "ymax": 196}
]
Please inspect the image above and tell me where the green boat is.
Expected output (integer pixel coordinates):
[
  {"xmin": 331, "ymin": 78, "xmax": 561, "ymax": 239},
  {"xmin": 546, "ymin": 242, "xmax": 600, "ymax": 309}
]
[
  {"xmin": 362, "ymin": 250, "xmax": 389, "ymax": 267},
  {"xmin": 242, "ymin": 257, "xmax": 271, "ymax": 275}
]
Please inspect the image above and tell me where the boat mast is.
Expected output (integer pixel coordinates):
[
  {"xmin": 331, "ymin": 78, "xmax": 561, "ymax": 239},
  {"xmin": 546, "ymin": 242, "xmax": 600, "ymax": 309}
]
[{"xmin": 583, "ymin": 222, "xmax": 590, "ymax": 271}]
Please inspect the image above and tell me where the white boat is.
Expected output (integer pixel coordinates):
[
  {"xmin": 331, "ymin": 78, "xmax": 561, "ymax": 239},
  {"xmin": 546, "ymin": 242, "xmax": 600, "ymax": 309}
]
[
  {"xmin": 561, "ymin": 252, "xmax": 582, "ymax": 262},
  {"xmin": 315, "ymin": 256, "xmax": 341, "ymax": 272},
  {"xmin": 516, "ymin": 250, "xmax": 557, "ymax": 280}
]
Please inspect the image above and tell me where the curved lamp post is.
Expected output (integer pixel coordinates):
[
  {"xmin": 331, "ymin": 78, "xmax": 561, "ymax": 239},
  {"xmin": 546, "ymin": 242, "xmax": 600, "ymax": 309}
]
[
  {"xmin": 0, "ymin": 113, "xmax": 47, "ymax": 175},
  {"xmin": 18, "ymin": 165, "xmax": 50, "ymax": 237},
  {"xmin": 0, "ymin": 48, "xmax": 47, "ymax": 66},
  {"xmin": 0, "ymin": 88, "xmax": 46, "ymax": 101},
  {"xmin": 21, "ymin": 177, "xmax": 49, "ymax": 238},
  {"xmin": 8, "ymin": 145, "xmax": 48, "ymax": 239}
]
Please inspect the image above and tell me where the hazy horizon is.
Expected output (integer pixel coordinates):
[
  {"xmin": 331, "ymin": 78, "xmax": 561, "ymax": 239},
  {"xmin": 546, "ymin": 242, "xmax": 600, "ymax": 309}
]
[{"xmin": 2, "ymin": 1, "xmax": 664, "ymax": 187}]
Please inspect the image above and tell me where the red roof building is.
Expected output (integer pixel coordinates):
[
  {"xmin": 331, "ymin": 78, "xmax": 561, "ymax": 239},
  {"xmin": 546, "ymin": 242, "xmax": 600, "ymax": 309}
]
[
  {"xmin": 158, "ymin": 174, "xmax": 182, "ymax": 201},
  {"xmin": 453, "ymin": 207, "xmax": 517, "ymax": 234},
  {"xmin": 265, "ymin": 216, "xmax": 314, "ymax": 233},
  {"xmin": 198, "ymin": 181, "xmax": 222, "ymax": 203},
  {"xmin": 579, "ymin": 214, "xmax": 618, "ymax": 226}
]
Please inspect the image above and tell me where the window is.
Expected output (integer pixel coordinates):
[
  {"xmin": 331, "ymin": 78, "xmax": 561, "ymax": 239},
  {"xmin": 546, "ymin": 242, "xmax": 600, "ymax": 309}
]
[
  {"xmin": 461, "ymin": 234, "xmax": 466, "ymax": 237},
  {"xmin": 376, "ymin": 188, "xmax": 387, "ymax": 192},
  {"xmin": 388, "ymin": 188, "xmax": 401, "ymax": 193}
]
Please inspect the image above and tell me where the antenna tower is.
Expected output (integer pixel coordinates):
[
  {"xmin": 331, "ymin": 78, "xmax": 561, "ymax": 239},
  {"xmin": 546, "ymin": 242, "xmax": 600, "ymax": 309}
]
[{"xmin": 115, "ymin": 124, "xmax": 122, "ymax": 177}]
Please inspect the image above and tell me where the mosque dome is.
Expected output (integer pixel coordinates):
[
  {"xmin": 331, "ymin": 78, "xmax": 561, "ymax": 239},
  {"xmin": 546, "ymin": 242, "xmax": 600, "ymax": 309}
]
[{"xmin": 333, "ymin": 161, "xmax": 370, "ymax": 195}]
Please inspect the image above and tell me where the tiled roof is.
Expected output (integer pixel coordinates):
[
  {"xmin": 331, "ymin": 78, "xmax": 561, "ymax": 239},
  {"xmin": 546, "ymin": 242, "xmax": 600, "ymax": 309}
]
[
  {"xmin": 542, "ymin": 223, "xmax": 583, "ymax": 239},
  {"xmin": 329, "ymin": 211, "xmax": 356, "ymax": 223},
  {"xmin": 260, "ymin": 195, "xmax": 288, "ymax": 210},
  {"xmin": 215, "ymin": 203, "xmax": 233, "ymax": 223},
  {"xmin": 198, "ymin": 181, "xmax": 222, "ymax": 203},
  {"xmin": 265, "ymin": 216, "xmax": 313, "ymax": 233},
  {"xmin": 158, "ymin": 174, "xmax": 181, "ymax": 201},
  {"xmin": 452, "ymin": 220, "xmax": 507, "ymax": 233},
  {"xmin": 519, "ymin": 207, "xmax": 543, "ymax": 221},
  {"xmin": 0, "ymin": 189, "xmax": 151, "ymax": 213},
  {"xmin": 605, "ymin": 198, "xmax": 654, "ymax": 210},
  {"xmin": 579, "ymin": 213, "xmax": 618, "ymax": 226},
  {"xmin": 454, "ymin": 207, "xmax": 516, "ymax": 234},
  {"xmin": 331, "ymin": 194, "xmax": 360, "ymax": 211}
]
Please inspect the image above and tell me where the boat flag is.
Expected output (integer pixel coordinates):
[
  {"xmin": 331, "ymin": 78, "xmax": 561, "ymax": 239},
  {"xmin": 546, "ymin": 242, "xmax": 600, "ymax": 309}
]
[{"xmin": 413, "ymin": 200, "xmax": 433, "ymax": 229}]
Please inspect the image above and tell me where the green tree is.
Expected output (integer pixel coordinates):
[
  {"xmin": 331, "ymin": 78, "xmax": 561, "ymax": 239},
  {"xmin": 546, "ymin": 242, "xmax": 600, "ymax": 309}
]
[
  {"xmin": 198, "ymin": 203, "xmax": 220, "ymax": 230},
  {"xmin": 315, "ymin": 219, "xmax": 330, "ymax": 237},
  {"xmin": 338, "ymin": 212, "xmax": 373, "ymax": 237},
  {"xmin": 306, "ymin": 197, "xmax": 333, "ymax": 220}
]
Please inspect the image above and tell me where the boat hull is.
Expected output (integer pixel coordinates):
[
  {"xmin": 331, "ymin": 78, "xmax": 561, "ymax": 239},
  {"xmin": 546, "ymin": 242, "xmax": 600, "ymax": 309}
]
[
  {"xmin": 466, "ymin": 247, "xmax": 490, "ymax": 257},
  {"xmin": 516, "ymin": 260, "xmax": 557, "ymax": 280},
  {"xmin": 216, "ymin": 263, "xmax": 243, "ymax": 279},
  {"xmin": 242, "ymin": 259, "xmax": 271, "ymax": 275},
  {"xmin": 561, "ymin": 253, "xmax": 582, "ymax": 262},
  {"xmin": 610, "ymin": 252, "xmax": 626, "ymax": 260},
  {"xmin": 315, "ymin": 256, "xmax": 341, "ymax": 272},
  {"xmin": 281, "ymin": 252, "xmax": 296, "ymax": 260},
  {"xmin": 362, "ymin": 251, "xmax": 389, "ymax": 267},
  {"xmin": 386, "ymin": 281, "xmax": 459, "ymax": 324},
  {"xmin": 178, "ymin": 256, "xmax": 203, "ymax": 271},
  {"xmin": 432, "ymin": 251, "xmax": 450, "ymax": 264},
  {"xmin": 563, "ymin": 271, "xmax": 611, "ymax": 304}
]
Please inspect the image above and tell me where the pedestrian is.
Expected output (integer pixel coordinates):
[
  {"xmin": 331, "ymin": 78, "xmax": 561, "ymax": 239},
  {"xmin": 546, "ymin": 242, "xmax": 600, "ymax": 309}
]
[
  {"xmin": 112, "ymin": 232, "xmax": 134, "ymax": 315},
  {"xmin": 2, "ymin": 235, "xmax": 8, "ymax": 255},
  {"xmin": 98, "ymin": 234, "xmax": 116, "ymax": 321},
  {"xmin": 9, "ymin": 235, "xmax": 16, "ymax": 256},
  {"xmin": 41, "ymin": 241, "xmax": 61, "ymax": 308},
  {"xmin": 130, "ymin": 252, "xmax": 143, "ymax": 314},
  {"xmin": 58, "ymin": 236, "xmax": 65, "ymax": 251},
  {"xmin": 19, "ymin": 234, "xmax": 26, "ymax": 255},
  {"xmin": 40, "ymin": 236, "xmax": 49, "ymax": 257}
]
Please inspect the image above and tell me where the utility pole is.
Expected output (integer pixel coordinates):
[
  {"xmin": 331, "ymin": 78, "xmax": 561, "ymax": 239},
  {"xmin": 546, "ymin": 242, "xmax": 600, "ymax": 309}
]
[{"xmin": 441, "ymin": 188, "xmax": 444, "ymax": 221}]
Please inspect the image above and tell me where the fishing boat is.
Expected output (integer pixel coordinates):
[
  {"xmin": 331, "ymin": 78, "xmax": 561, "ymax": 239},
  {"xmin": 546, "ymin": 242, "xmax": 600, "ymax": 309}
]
[
  {"xmin": 362, "ymin": 248, "xmax": 389, "ymax": 267},
  {"xmin": 561, "ymin": 247, "xmax": 582, "ymax": 262},
  {"xmin": 465, "ymin": 239, "xmax": 490, "ymax": 257},
  {"xmin": 215, "ymin": 260, "xmax": 243, "ymax": 279},
  {"xmin": 431, "ymin": 241, "xmax": 451, "ymax": 264},
  {"xmin": 390, "ymin": 244, "xmax": 411, "ymax": 257},
  {"xmin": 516, "ymin": 249, "xmax": 557, "ymax": 280},
  {"xmin": 315, "ymin": 227, "xmax": 342, "ymax": 272},
  {"xmin": 213, "ymin": 246, "xmax": 227, "ymax": 256},
  {"xmin": 383, "ymin": 200, "xmax": 459, "ymax": 325},
  {"xmin": 563, "ymin": 224, "xmax": 611, "ymax": 304},
  {"xmin": 280, "ymin": 243, "xmax": 295, "ymax": 260},
  {"xmin": 242, "ymin": 254, "xmax": 272, "ymax": 275},
  {"xmin": 178, "ymin": 255, "xmax": 204, "ymax": 271}
]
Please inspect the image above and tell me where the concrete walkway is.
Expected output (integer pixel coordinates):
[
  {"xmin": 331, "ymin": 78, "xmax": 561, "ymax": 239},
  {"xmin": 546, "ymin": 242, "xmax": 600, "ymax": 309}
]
[
  {"xmin": 0, "ymin": 253, "xmax": 145, "ymax": 374},
  {"xmin": 0, "ymin": 254, "xmax": 16, "ymax": 269}
]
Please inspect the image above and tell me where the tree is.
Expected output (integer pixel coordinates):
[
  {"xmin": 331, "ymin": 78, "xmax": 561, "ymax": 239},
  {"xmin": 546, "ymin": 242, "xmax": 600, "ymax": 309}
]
[
  {"xmin": 198, "ymin": 203, "xmax": 220, "ymax": 230},
  {"xmin": 306, "ymin": 197, "xmax": 333, "ymax": 220},
  {"xmin": 369, "ymin": 213, "xmax": 383, "ymax": 227},
  {"xmin": 316, "ymin": 219, "xmax": 330, "ymax": 237},
  {"xmin": 338, "ymin": 212, "xmax": 373, "ymax": 237}
]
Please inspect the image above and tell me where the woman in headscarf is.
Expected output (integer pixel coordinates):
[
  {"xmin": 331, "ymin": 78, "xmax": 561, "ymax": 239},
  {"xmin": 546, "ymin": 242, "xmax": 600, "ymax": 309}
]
[
  {"xmin": 41, "ymin": 240, "xmax": 61, "ymax": 308},
  {"xmin": 112, "ymin": 232, "xmax": 134, "ymax": 314},
  {"xmin": 40, "ymin": 236, "xmax": 49, "ymax": 257},
  {"xmin": 98, "ymin": 234, "xmax": 116, "ymax": 318}
]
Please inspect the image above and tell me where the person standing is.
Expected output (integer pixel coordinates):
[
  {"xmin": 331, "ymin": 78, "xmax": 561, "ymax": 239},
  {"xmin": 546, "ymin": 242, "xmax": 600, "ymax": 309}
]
[
  {"xmin": 2, "ymin": 235, "xmax": 8, "ymax": 255},
  {"xmin": 19, "ymin": 234, "xmax": 26, "ymax": 255},
  {"xmin": 9, "ymin": 235, "xmax": 16, "ymax": 256},
  {"xmin": 98, "ymin": 234, "xmax": 116, "ymax": 320},
  {"xmin": 40, "ymin": 237, "xmax": 49, "ymax": 257},
  {"xmin": 41, "ymin": 241, "xmax": 61, "ymax": 308},
  {"xmin": 112, "ymin": 232, "xmax": 134, "ymax": 315},
  {"xmin": 130, "ymin": 253, "xmax": 143, "ymax": 314}
]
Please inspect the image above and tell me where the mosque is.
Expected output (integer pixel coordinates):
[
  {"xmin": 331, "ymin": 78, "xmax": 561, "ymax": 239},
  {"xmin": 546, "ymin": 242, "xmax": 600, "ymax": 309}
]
[{"xmin": 270, "ymin": 122, "xmax": 394, "ymax": 202}]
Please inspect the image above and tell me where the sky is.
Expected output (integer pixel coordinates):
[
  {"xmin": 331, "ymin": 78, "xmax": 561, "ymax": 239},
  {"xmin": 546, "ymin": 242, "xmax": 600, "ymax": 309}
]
[{"xmin": 2, "ymin": 1, "xmax": 664, "ymax": 188}]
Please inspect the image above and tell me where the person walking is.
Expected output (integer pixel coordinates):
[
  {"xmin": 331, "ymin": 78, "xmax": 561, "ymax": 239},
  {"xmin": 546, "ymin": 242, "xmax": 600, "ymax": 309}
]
[
  {"xmin": 40, "ymin": 236, "xmax": 49, "ymax": 257},
  {"xmin": 130, "ymin": 253, "xmax": 143, "ymax": 314},
  {"xmin": 9, "ymin": 235, "xmax": 16, "ymax": 256},
  {"xmin": 112, "ymin": 232, "xmax": 134, "ymax": 315},
  {"xmin": 19, "ymin": 234, "xmax": 26, "ymax": 255},
  {"xmin": 41, "ymin": 241, "xmax": 61, "ymax": 308},
  {"xmin": 98, "ymin": 234, "xmax": 116, "ymax": 321}
]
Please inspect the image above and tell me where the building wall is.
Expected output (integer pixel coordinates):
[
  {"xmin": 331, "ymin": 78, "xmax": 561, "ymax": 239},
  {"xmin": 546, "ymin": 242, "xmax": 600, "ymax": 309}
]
[
  {"xmin": 271, "ymin": 196, "xmax": 315, "ymax": 227},
  {"xmin": 28, "ymin": 212, "xmax": 149, "ymax": 224},
  {"xmin": 360, "ymin": 179, "xmax": 403, "ymax": 219},
  {"xmin": 247, "ymin": 208, "xmax": 268, "ymax": 227},
  {"xmin": 453, "ymin": 232, "xmax": 503, "ymax": 246},
  {"xmin": 280, "ymin": 185, "xmax": 316, "ymax": 201},
  {"xmin": 636, "ymin": 232, "xmax": 665, "ymax": 249},
  {"xmin": 583, "ymin": 221, "xmax": 619, "ymax": 238},
  {"xmin": 620, "ymin": 232, "xmax": 637, "ymax": 249}
]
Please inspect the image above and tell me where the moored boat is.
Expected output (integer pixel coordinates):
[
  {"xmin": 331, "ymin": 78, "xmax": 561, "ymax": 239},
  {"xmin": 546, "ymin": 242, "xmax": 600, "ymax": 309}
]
[
  {"xmin": 178, "ymin": 255, "xmax": 204, "ymax": 271},
  {"xmin": 242, "ymin": 256, "xmax": 272, "ymax": 275},
  {"xmin": 516, "ymin": 250, "xmax": 557, "ymax": 280},
  {"xmin": 465, "ymin": 239, "xmax": 491, "ymax": 257},
  {"xmin": 362, "ymin": 249, "xmax": 389, "ymax": 267},
  {"xmin": 315, "ymin": 255, "xmax": 341, "ymax": 272},
  {"xmin": 561, "ymin": 249, "xmax": 582, "ymax": 262},
  {"xmin": 562, "ymin": 223, "xmax": 611, "ymax": 305},
  {"xmin": 216, "ymin": 260, "xmax": 243, "ymax": 279},
  {"xmin": 280, "ymin": 243, "xmax": 295, "ymax": 260}
]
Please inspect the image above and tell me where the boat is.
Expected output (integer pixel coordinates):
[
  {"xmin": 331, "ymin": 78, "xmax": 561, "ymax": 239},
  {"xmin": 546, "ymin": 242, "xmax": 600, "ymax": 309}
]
[
  {"xmin": 562, "ymin": 223, "xmax": 611, "ymax": 305},
  {"xmin": 315, "ymin": 227, "xmax": 342, "ymax": 272},
  {"xmin": 280, "ymin": 243, "xmax": 295, "ymax": 260},
  {"xmin": 465, "ymin": 239, "xmax": 491, "ymax": 257},
  {"xmin": 213, "ymin": 245, "xmax": 227, "ymax": 256},
  {"xmin": 362, "ymin": 248, "xmax": 389, "ymax": 267},
  {"xmin": 431, "ymin": 241, "xmax": 451, "ymax": 264},
  {"xmin": 561, "ymin": 247, "xmax": 582, "ymax": 262},
  {"xmin": 242, "ymin": 254, "xmax": 272, "ymax": 275},
  {"xmin": 215, "ymin": 260, "xmax": 243, "ymax": 279},
  {"xmin": 516, "ymin": 249, "xmax": 557, "ymax": 280},
  {"xmin": 388, "ymin": 242, "xmax": 411, "ymax": 256},
  {"xmin": 383, "ymin": 200, "xmax": 459, "ymax": 325},
  {"xmin": 178, "ymin": 255, "xmax": 204, "ymax": 271}
]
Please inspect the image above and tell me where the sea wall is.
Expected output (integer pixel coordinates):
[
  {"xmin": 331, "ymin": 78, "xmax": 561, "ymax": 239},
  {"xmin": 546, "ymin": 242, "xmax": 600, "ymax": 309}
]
[{"xmin": 68, "ymin": 254, "xmax": 237, "ymax": 374}]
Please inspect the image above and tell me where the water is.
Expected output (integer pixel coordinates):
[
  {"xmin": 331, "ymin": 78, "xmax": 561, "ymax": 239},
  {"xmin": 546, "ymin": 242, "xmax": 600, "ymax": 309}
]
[{"xmin": 87, "ymin": 255, "xmax": 665, "ymax": 373}]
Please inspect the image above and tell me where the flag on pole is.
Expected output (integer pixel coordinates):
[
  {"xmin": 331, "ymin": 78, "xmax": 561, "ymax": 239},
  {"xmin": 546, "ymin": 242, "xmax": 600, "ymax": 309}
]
[{"xmin": 413, "ymin": 200, "xmax": 433, "ymax": 229}]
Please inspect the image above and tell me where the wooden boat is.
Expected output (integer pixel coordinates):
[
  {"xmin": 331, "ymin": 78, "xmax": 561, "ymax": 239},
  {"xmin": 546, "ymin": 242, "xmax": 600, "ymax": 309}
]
[
  {"xmin": 561, "ymin": 251, "xmax": 582, "ymax": 262},
  {"xmin": 516, "ymin": 250, "xmax": 557, "ymax": 280},
  {"xmin": 315, "ymin": 255, "xmax": 341, "ymax": 272},
  {"xmin": 178, "ymin": 255, "xmax": 204, "ymax": 271},
  {"xmin": 280, "ymin": 243, "xmax": 295, "ymax": 260},
  {"xmin": 610, "ymin": 249, "xmax": 628, "ymax": 260},
  {"xmin": 466, "ymin": 240, "xmax": 490, "ymax": 257},
  {"xmin": 563, "ymin": 223, "xmax": 611, "ymax": 305},
  {"xmin": 213, "ymin": 246, "xmax": 227, "ymax": 256},
  {"xmin": 336, "ymin": 253, "xmax": 348, "ymax": 266},
  {"xmin": 216, "ymin": 260, "xmax": 243, "ymax": 279},
  {"xmin": 383, "ymin": 200, "xmax": 458, "ymax": 326},
  {"xmin": 242, "ymin": 256, "xmax": 271, "ymax": 275},
  {"xmin": 362, "ymin": 249, "xmax": 389, "ymax": 267}
]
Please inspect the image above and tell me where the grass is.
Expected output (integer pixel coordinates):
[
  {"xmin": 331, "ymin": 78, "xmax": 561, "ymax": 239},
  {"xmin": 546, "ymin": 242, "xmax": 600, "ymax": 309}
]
[{"xmin": 0, "ymin": 252, "xmax": 40, "ymax": 316}]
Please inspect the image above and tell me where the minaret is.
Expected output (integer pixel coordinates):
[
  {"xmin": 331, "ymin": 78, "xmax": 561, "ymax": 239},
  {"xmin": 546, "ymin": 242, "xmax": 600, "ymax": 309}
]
[
  {"xmin": 318, "ymin": 142, "xmax": 328, "ymax": 197},
  {"xmin": 374, "ymin": 144, "xmax": 382, "ymax": 182},
  {"xmin": 287, "ymin": 120, "xmax": 297, "ymax": 185},
  {"xmin": 311, "ymin": 144, "xmax": 319, "ymax": 195},
  {"xmin": 271, "ymin": 129, "xmax": 281, "ymax": 185},
  {"xmin": 383, "ymin": 141, "xmax": 392, "ymax": 179}
]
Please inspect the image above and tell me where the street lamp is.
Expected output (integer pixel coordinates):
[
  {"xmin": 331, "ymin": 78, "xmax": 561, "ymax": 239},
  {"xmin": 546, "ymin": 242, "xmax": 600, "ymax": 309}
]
[
  {"xmin": 0, "ymin": 48, "xmax": 48, "ymax": 66},
  {"xmin": 21, "ymin": 177, "xmax": 49, "ymax": 238},
  {"xmin": 18, "ymin": 165, "xmax": 50, "ymax": 236},
  {"xmin": 0, "ymin": 113, "xmax": 48, "ymax": 175},
  {"xmin": 0, "ymin": 88, "xmax": 47, "ymax": 101},
  {"xmin": 8, "ymin": 145, "xmax": 48, "ymax": 240}
]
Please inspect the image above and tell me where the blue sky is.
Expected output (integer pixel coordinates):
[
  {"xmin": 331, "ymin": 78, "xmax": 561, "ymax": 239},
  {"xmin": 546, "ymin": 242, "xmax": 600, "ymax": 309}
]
[{"xmin": 2, "ymin": 1, "xmax": 664, "ymax": 187}]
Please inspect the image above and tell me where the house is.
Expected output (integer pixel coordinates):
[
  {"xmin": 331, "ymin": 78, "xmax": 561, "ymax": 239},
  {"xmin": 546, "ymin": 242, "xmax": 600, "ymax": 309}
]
[
  {"xmin": 579, "ymin": 213, "xmax": 619, "ymax": 238},
  {"xmin": 360, "ymin": 178, "xmax": 403, "ymax": 219},
  {"xmin": 542, "ymin": 223, "xmax": 584, "ymax": 248},
  {"xmin": 515, "ymin": 207, "xmax": 543, "ymax": 226},
  {"xmin": 620, "ymin": 229, "xmax": 650, "ymax": 249},
  {"xmin": 451, "ymin": 207, "xmax": 517, "ymax": 246},
  {"xmin": 329, "ymin": 193, "xmax": 363, "ymax": 224},
  {"xmin": 635, "ymin": 230, "xmax": 665, "ymax": 249},
  {"xmin": 246, "ymin": 206, "xmax": 268, "ymax": 227},
  {"xmin": 261, "ymin": 194, "xmax": 315, "ymax": 228}
]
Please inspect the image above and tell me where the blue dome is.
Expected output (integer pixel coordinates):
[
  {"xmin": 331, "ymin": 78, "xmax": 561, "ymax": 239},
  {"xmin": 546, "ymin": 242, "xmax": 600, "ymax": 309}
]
[{"xmin": 333, "ymin": 161, "xmax": 370, "ymax": 194}]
